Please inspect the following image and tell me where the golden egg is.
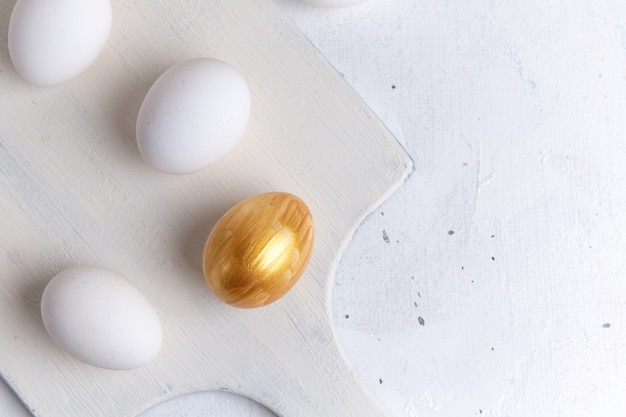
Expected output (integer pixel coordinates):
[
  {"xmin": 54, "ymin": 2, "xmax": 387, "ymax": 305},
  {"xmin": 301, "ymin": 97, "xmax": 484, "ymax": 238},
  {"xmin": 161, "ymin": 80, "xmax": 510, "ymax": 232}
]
[{"xmin": 202, "ymin": 192, "xmax": 314, "ymax": 308}]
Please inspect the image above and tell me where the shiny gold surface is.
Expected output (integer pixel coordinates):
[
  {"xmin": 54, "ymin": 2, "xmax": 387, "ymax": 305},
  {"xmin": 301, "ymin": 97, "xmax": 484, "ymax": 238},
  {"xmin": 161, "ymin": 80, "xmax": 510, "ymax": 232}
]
[{"xmin": 202, "ymin": 192, "xmax": 314, "ymax": 308}]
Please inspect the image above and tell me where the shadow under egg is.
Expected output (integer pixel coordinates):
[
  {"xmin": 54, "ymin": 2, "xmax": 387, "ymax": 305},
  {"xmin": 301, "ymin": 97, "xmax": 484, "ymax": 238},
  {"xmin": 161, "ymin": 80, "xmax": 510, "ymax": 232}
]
[
  {"xmin": 106, "ymin": 73, "xmax": 153, "ymax": 166},
  {"xmin": 174, "ymin": 200, "xmax": 236, "ymax": 284},
  {"xmin": 0, "ymin": 0, "xmax": 17, "ymax": 74},
  {"xmin": 13, "ymin": 260, "xmax": 68, "ymax": 337}
]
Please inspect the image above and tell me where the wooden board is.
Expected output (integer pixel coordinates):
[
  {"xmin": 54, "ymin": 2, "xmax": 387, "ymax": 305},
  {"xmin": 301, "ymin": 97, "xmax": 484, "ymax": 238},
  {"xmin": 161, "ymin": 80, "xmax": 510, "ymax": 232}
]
[{"xmin": 0, "ymin": 0, "xmax": 413, "ymax": 416}]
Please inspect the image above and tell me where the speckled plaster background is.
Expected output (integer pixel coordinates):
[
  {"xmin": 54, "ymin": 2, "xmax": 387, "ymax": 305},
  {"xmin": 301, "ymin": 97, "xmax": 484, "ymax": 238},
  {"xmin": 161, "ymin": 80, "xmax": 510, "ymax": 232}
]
[{"xmin": 3, "ymin": 0, "xmax": 626, "ymax": 416}]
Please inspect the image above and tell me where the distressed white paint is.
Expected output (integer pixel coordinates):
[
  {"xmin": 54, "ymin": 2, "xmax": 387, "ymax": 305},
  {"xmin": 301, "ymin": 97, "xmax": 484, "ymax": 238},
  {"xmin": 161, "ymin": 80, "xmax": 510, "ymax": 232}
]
[
  {"xmin": 280, "ymin": 1, "xmax": 626, "ymax": 417},
  {"xmin": 6, "ymin": 1, "xmax": 626, "ymax": 417},
  {"xmin": 0, "ymin": 1, "xmax": 411, "ymax": 416}
]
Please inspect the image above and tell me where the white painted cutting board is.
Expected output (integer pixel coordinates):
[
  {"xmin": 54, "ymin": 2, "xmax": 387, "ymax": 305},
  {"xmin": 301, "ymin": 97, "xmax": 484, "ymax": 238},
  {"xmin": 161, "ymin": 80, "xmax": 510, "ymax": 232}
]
[{"xmin": 0, "ymin": 1, "xmax": 412, "ymax": 416}]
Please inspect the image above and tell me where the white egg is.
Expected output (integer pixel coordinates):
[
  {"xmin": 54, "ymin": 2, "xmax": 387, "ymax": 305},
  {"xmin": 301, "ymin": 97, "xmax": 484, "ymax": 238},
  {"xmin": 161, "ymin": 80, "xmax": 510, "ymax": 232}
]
[
  {"xmin": 8, "ymin": 0, "xmax": 111, "ymax": 86},
  {"xmin": 136, "ymin": 58, "xmax": 251, "ymax": 174},
  {"xmin": 40, "ymin": 266, "xmax": 162, "ymax": 370},
  {"xmin": 304, "ymin": 0, "xmax": 368, "ymax": 8}
]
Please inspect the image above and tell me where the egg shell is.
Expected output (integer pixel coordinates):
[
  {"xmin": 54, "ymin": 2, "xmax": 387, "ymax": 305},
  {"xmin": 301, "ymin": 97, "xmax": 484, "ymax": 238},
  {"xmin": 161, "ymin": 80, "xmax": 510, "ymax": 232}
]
[
  {"xmin": 304, "ymin": 0, "xmax": 368, "ymax": 8},
  {"xmin": 203, "ymin": 192, "xmax": 314, "ymax": 308},
  {"xmin": 40, "ymin": 266, "xmax": 162, "ymax": 370},
  {"xmin": 136, "ymin": 58, "xmax": 251, "ymax": 174},
  {"xmin": 8, "ymin": 0, "xmax": 112, "ymax": 86}
]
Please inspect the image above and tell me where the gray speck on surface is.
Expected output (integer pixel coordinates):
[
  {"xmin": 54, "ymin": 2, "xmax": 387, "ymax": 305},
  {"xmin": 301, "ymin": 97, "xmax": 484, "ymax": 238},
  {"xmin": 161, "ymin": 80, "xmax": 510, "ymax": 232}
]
[
  {"xmin": 382, "ymin": 230, "xmax": 390, "ymax": 243},
  {"xmin": 603, "ymin": 323, "xmax": 611, "ymax": 328},
  {"xmin": 418, "ymin": 317, "xmax": 425, "ymax": 326}
]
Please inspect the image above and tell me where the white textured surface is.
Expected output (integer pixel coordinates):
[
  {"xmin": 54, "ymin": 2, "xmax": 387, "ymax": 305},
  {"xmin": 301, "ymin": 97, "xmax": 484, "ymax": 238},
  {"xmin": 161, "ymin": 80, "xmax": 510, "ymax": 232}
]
[
  {"xmin": 0, "ymin": 0, "xmax": 410, "ymax": 416},
  {"xmin": 4, "ymin": 0, "xmax": 626, "ymax": 416}
]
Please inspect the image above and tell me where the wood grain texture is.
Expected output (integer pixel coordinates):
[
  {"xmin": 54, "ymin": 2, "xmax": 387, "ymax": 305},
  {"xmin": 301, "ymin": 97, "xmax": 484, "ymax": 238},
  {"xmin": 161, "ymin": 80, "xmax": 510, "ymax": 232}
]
[{"xmin": 0, "ymin": 1, "xmax": 412, "ymax": 416}]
